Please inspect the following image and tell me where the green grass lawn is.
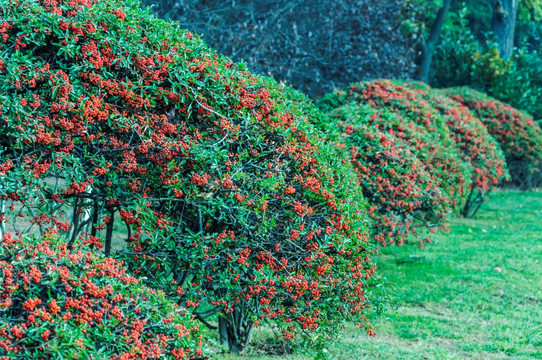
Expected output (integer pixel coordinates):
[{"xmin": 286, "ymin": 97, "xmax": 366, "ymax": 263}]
[{"xmin": 216, "ymin": 190, "xmax": 542, "ymax": 359}]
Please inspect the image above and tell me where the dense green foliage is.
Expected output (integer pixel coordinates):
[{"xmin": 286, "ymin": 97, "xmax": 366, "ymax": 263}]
[
  {"xmin": 432, "ymin": 11, "xmax": 542, "ymax": 123},
  {"xmin": 405, "ymin": 0, "xmax": 542, "ymax": 49},
  {"xmin": 403, "ymin": 0, "xmax": 542, "ymax": 123}
]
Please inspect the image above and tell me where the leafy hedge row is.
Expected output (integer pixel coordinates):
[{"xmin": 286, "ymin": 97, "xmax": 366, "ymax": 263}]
[
  {"xmin": 314, "ymin": 79, "xmax": 525, "ymax": 246},
  {"xmin": 0, "ymin": 0, "xmax": 540, "ymax": 358},
  {"xmin": 390, "ymin": 81, "xmax": 508, "ymax": 216},
  {"xmin": 316, "ymin": 79, "xmax": 539, "ymax": 243}
]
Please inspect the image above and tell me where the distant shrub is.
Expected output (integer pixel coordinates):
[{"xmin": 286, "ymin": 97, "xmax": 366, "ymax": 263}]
[
  {"xmin": 446, "ymin": 87, "xmax": 542, "ymax": 189},
  {"xmin": 0, "ymin": 0, "xmax": 378, "ymax": 353},
  {"xmin": 320, "ymin": 103, "xmax": 450, "ymax": 246},
  {"xmin": 319, "ymin": 80, "xmax": 472, "ymax": 214},
  {"xmin": 395, "ymin": 81, "xmax": 508, "ymax": 217},
  {"xmin": 321, "ymin": 80, "xmax": 509, "ymax": 217},
  {"xmin": 0, "ymin": 233, "xmax": 204, "ymax": 359}
]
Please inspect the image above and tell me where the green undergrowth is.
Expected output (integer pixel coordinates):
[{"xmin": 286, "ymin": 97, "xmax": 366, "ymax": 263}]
[{"xmin": 216, "ymin": 190, "xmax": 542, "ymax": 359}]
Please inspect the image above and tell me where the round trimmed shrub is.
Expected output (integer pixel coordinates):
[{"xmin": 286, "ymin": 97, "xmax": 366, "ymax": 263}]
[
  {"xmin": 319, "ymin": 80, "xmax": 472, "ymax": 213},
  {"xmin": 0, "ymin": 233, "xmax": 204, "ymax": 359},
  {"xmin": 445, "ymin": 87, "xmax": 542, "ymax": 189},
  {"xmin": 320, "ymin": 80, "xmax": 508, "ymax": 217},
  {"xmin": 0, "ymin": 0, "xmax": 378, "ymax": 353},
  {"xmin": 321, "ymin": 102, "xmax": 450, "ymax": 246},
  {"xmin": 393, "ymin": 81, "xmax": 508, "ymax": 217}
]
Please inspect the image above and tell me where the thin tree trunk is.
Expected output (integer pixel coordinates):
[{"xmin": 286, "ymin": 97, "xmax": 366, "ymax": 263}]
[
  {"xmin": 68, "ymin": 198, "xmax": 81, "ymax": 247},
  {"xmin": 461, "ymin": 184, "xmax": 476, "ymax": 218},
  {"xmin": 469, "ymin": 190, "xmax": 490, "ymax": 218},
  {"xmin": 0, "ymin": 176, "xmax": 4, "ymax": 240},
  {"xmin": 105, "ymin": 207, "xmax": 114, "ymax": 256},
  {"xmin": 418, "ymin": 0, "xmax": 452, "ymax": 83},
  {"xmin": 90, "ymin": 200, "xmax": 100, "ymax": 250},
  {"xmin": 492, "ymin": 0, "xmax": 518, "ymax": 59}
]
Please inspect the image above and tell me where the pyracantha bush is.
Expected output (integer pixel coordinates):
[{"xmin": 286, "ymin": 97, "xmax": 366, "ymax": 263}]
[
  {"xmin": 318, "ymin": 102, "xmax": 450, "ymax": 246},
  {"xmin": 0, "ymin": 0, "xmax": 378, "ymax": 353},
  {"xmin": 0, "ymin": 233, "xmax": 204, "ymax": 360},
  {"xmin": 318, "ymin": 80, "xmax": 471, "ymax": 214},
  {"xmin": 445, "ymin": 87, "xmax": 542, "ymax": 189},
  {"xmin": 320, "ymin": 80, "xmax": 507, "ymax": 217},
  {"xmin": 391, "ymin": 81, "xmax": 508, "ymax": 217}
]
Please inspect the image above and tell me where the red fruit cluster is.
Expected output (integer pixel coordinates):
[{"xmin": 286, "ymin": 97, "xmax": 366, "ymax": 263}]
[
  {"xmin": 323, "ymin": 103, "xmax": 449, "ymax": 246},
  {"xmin": 446, "ymin": 87, "xmax": 542, "ymax": 189},
  {"xmin": 0, "ymin": 233, "xmax": 204, "ymax": 359},
  {"xmin": 386, "ymin": 81, "xmax": 508, "ymax": 217}
]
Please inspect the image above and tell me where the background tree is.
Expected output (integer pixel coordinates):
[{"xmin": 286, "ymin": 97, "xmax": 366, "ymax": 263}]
[
  {"xmin": 142, "ymin": 0, "xmax": 417, "ymax": 98},
  {"xmin": 492, "ymin": 0, "xmax": 519, "ymax": 58},
  {"xmin": 417, "ymin": 0, "xmax": 453, "ymax": 82},
  {"xmin": 429, "ymin": 0, "xmax": 542, "ymax": 123}
]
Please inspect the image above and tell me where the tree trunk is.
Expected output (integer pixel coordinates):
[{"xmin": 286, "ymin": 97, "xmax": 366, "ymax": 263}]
[
  {"xmin": 492, "ymin": 0, "xmax": 518, "ymax": 59},
  {"xmin": 218, "ymin": 307, "xmax": 254, "ymax": 354},
  {"xmin": 418, "ymin": 0, "xmax": 452, "ymax": 83},
  {"xmin": 0, "ymin": 176, "xmax": 4, "ymax": 240},
  {"xmin": 104, "ymin": 207, "xmax": 114, "ymax": 256},
  {"xmin": 218, "ymin": 316, "xmax": 229, "ymax": 350},
  {"xmin": 461, "ymin": 185, "xmax": 488, "ymax": 218}
]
